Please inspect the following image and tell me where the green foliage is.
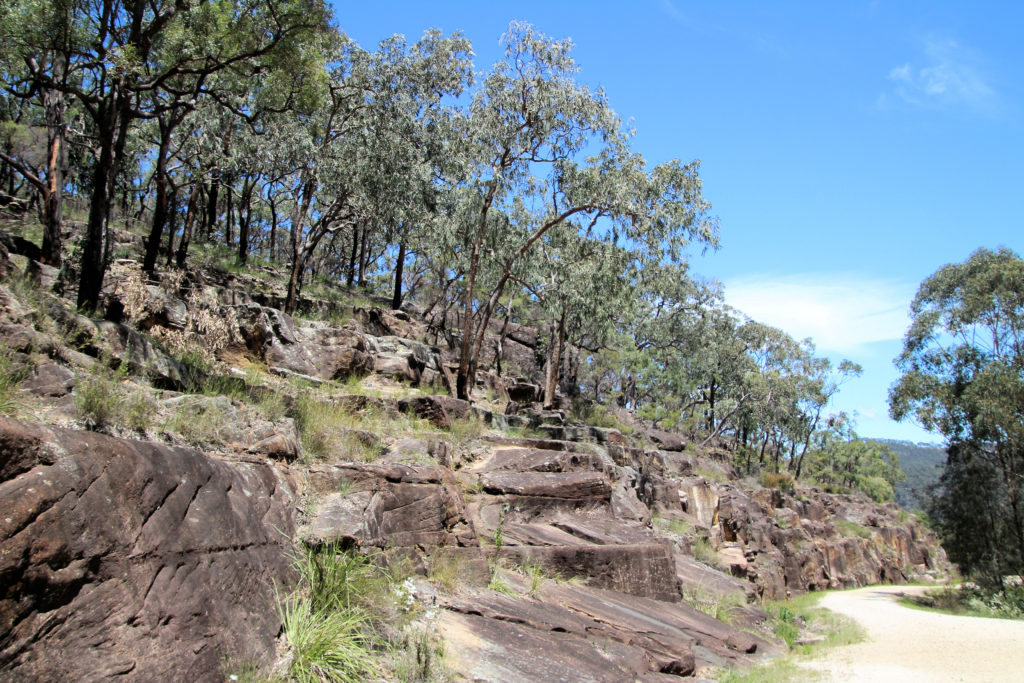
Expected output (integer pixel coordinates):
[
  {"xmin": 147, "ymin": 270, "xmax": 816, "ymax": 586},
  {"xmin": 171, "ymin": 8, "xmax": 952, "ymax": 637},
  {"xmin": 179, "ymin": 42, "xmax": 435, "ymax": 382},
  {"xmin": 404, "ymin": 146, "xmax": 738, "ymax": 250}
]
[
  {"xmin": 902, "ymin": 584, "xmax": 1024, "ymax": 620},
  {"xmin": 833, "ymin": 520, "xmax": 872, "ymax": 540},
  {"xmin": 759, "ymin": 471, "xmax": 795, "ymax": 492},
  {"xmin": 868, "ymin": 439, "xmax": 945, "ymax": 509},
  {"xmin": 74, "ymin": 369, "xmax": 122, "ymax": 431},
  {"xmin": 0, "ymin": 346, "xmax": 28, "ymax": 415},
  {"xmin": 763, "ymin": 592, "xmax": 866, "ymax": 654},
  {"xmin": 486, "ymin": 569, "xmax": 517, "ymax": 596},
  {"xmin": 889, "ymin": 247, "xmax": 1024, "ymax": 586},
  {"xmin": 426, "ymin": 551, "xmax": 465, "ymax": 593},
  {"xmin": 681, "ymin": 586, "xmax": 745, "ymax": 623},
  {"xmin": 162, "ymin": 397, "xmax": 233, "ymax": 446},
  {"xmin": 691, "ymin": 536, "xmax": 719, "ymax": 567},
  {"xmin": 276, "ymin": 544, "xmax": 443, "ymax": 683},
  {"xmin": 279, "ymin": 595, "xmax": 379, "ymax": 683},
  {"xmin": 801, "ymin": 430, "xmax": 906, "ymax": 503}
]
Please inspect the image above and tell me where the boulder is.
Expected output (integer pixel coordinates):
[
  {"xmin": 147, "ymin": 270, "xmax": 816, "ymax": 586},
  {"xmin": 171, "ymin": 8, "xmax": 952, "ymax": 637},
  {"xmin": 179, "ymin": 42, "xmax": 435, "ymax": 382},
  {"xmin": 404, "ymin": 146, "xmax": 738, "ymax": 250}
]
[
  {"xmin": 21, "ymin": 362, "xmax": 75, "ymax": 397},
  {"xmin": 301, "ymin": 462, "xmax": 477, "ymax": 550},
  {"xmin": 648, "ymin": 429, "xmax": 686, "ymax": 452},
  {"xmin": 398, "ymin": 395, "xmax": 472, "ymax": 429},
  {"xmin": 0, "ymin": 418, "xmax": 296, "ymax": 681}
]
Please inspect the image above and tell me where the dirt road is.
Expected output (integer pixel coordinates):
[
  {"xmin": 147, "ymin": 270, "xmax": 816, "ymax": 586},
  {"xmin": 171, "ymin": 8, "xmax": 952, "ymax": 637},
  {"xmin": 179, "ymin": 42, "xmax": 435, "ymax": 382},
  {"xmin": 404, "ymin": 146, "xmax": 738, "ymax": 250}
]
[{"xmin": 801, "ymin": 585, "xmax": 1024, "ymax": 682}]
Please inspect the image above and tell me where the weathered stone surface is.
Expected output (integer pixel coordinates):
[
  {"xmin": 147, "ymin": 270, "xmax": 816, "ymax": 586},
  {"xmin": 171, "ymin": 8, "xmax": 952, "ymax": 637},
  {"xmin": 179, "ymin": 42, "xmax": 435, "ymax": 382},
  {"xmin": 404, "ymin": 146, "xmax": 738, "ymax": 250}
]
[
  {"xmin": 715, "ymin": 484, "xmax": 950, "ymax": 599},
  {"xmin": 480, "ymin": 471, "xmax": 612, "ymax": 501},
  {"xmin": 481, "ymin": 447, "xmax": 607, "ymax": 474},
  {"xmin": 69, "ymin": 315, "xmax": 197, "ymax": 390},
  {"xmin": 610, "ymin": 475, "xmax": 652, "ymax": 523},
  {"xmin": 439, "ymin": 578, "xmax": 776, "ymax": 681},
  {"xmin": 506, "ymin": 380, "xmax": 540, "ymax": 403},
  {"xmin": 648, "ymin": 429, "xmax": 686, "ymax": 452},
  {"xmin": 0, "ymin": 418, "xmax": 296, "ymax": 681},
  {"xmin": 682, "ymin": 479, "xmax": 720, "ymax": 528},
  {"xmin": 21, "ymin": 362, "xmax": 75, "ymax": 397},
  {"xmin": 301, "ymin": 462, "xmax": 477, "ymax": 549},
  {"xmin": 503, "ymin": 543, "xmax": 679, "ymax": 601},
  {"xmin": 234, "ymin": 303, "xmax": 374, "ymax": 381},
  {"xmin": 398, "ymin": 395, "xmax": 472, "ymax": 429}
]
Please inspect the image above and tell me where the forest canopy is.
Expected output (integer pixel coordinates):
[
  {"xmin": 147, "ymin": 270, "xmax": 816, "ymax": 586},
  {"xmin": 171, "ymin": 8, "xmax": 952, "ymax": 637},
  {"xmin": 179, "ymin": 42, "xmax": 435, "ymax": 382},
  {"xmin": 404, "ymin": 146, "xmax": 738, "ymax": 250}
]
[{"xmin": 0, "ymin": 1, "xmax": 902, "ymax": 500}]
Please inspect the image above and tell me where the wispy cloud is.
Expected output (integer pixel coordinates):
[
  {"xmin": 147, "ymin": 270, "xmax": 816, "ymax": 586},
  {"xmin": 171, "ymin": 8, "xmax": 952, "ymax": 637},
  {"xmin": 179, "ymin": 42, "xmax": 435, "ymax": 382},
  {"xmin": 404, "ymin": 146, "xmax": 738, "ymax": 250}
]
[
  {"xmin": 884, "ymin": 37, "xmax": 998, "ymax": 114},
  {"xmin": 722, "ymin": 273, "xmax": 916, "ymax": 354}
]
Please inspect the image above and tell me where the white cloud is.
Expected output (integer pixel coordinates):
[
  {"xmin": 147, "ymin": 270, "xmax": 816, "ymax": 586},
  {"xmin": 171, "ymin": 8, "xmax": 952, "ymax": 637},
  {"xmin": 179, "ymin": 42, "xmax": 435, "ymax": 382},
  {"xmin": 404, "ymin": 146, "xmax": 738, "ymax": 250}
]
[
  {"xmin": 722, "ymin": 273, "xmax": 916, "ymax": 354},
  {"xmin": 885, "ymin": 38, "xmax": 997, "ymax": 114}
]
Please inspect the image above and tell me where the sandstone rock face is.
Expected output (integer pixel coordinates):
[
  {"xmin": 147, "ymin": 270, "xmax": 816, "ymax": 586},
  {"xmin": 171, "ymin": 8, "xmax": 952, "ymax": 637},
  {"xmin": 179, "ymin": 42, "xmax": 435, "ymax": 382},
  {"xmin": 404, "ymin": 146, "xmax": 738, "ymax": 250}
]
[
  {"xmin": 439, "ymin": 578, "xmax": 777, "ymax": 681},
  {"xmin": 716, "ymin": 485, "xmax": 949, "ymax": 599},
  {"xmin": 300, "ymin": 462, "xmax": 477, "ymax": 550},
  {"xmin": 0, "ymin": 418, "xmax": 297, "ymax": 681}
]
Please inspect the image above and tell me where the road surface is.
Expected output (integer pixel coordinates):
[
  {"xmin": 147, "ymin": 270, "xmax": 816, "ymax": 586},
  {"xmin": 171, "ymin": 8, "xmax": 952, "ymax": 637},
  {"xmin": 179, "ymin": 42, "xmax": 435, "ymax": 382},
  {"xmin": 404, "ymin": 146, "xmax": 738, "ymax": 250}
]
[{"xmin": 800, "ymin": 584, "xmax": 1024, "ymax": 682}]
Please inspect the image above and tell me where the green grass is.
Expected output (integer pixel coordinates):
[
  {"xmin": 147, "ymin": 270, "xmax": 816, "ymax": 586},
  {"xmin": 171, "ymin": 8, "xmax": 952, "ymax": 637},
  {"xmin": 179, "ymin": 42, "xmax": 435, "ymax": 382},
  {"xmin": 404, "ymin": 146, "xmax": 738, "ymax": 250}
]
[
  {"xmin": 426, "ymin": 550, "xmax": 465, "ymax": 593},
  {"xmin": 834, "ymin": 519, "xmax": 873, "ymax": 539},
  {"xmin": 279, "ymin": 594, "xmax": 380, "ymax": 683},
  {"xmin": 162, "ymin": 397, "xmax": 233, "ymax": 446},
  {"xmin": 899, "ymin": 584, "xmax": 1024, "ymax": 620},
  {"xmin": 718, "ymin": 658, "xmax": 820, "ymax": 683},
  {"xmin": 0, "ymin": 346, "xmax": 28, "ymax": 415},
  {"xmin": 268, "ymin": 544, "xmax": 446, "ymax": 683},
  {"xmin": 764, "ymin": 591, "xmax": 866, "ymax": 652},
  {"xmin": 487, "ymin": 570, "xmax": 517, "ymax": 596},
  {"xmin": 760, "ymin": 471, "xmax": 795, "ymax": 492},
  {"xmin": 681, "ymin": 586, "xmax": 746, "ymax": 623}
]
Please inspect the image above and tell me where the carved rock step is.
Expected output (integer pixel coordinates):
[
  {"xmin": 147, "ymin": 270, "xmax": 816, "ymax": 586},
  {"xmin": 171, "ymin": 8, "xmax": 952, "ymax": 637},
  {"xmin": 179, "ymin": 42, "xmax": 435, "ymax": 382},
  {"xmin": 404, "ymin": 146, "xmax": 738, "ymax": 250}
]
[
  {"xmin": 300, "ymin": 462, "xmax": 476, "ymax": 550},
  {"xmin": 483, "ymin": 435, "xmax": 587, "ymax": 452},
  {"xmin": 480, "ymin": 471, "xmax": 612, "ymax": 501},
  {"xmin": 474, "ymin": 447, "xmax": 608, "ymax": 474},
  {"xmin": 439, "ymin": 578, "xmax": 777, "ymax": 682},
  {"xmin": 500, "ymin": 543, "xmax": 679, "ymax": 601},
  {"xmin": 0, "ymin": 418, "xmax": 296, "ymax": 682}
]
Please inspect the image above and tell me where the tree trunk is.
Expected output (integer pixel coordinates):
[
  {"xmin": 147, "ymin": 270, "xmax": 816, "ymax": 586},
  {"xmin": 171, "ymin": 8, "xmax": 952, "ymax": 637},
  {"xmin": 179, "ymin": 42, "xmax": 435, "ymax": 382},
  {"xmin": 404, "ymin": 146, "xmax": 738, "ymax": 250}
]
[
  {"xmin": 284, "ymin": 176, "xmax": 315, "ymax": 314},
  {"xmin": 456, "ymin": 236, "xmax": 484, "ymax": 400},
  {"xmin": 346, "ymin": 224, "xmax": 359, "ymax": 288},
  {"xmin": 544, "ymin": 308, "xmax": 568, "ymax": 409},
  {"xmin": 40, "ymin": 58, "xmax": 65, "ymax": 267},
  {"xmin": 391, "ymin": 238, "xmax": 406, "ymax": 310},
  {"xmin": 268, "ymin": 194, "xmax": 277, "ymax": 263},
  {"xmin": 175, "ymin": 186, "xmax": 199, "ymax": 268},
  {"xmin": 357, "ymin": 223, "xmax": 368, "ymax": 287},
  {"xmin": 237, "ymin": 176, "xmax": 254, "ymax": 265},
  {"xmin": 224, "ymin": 181, "xmax": 234, "ymax": 247},
  {"xmin": 142, "ymin": 119, "xmax": 172, "ymax": 273},
  {"xmin": 205, "ymin": 174, "xmax": 220, "ymax": 241},
  {"xmin": 78, "ymin": 89, "xmax": 131, "ymax": 311}
]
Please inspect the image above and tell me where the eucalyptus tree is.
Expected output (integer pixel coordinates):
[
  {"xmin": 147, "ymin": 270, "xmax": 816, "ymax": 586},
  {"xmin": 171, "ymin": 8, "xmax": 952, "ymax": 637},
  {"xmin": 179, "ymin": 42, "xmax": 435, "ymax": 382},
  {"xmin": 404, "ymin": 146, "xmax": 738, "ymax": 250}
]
[
  {"xmin": 532, "ymin": 230, "xmax": 633, "ymax": 407},
  {"xmin": 890, "ymin": 247, "xmax": 1024, "ymax": 585},
  {"xmin": 0, "ymin": 0, "xmax": 76, "ymax": 265},
  {"xmin": 277, "ymin": 30, "xmax": 471, "ymax": 313},
  {"xmin": 1, "ymin": 0, "xmax": 333, "ymax": 309},
  {"xmin": 449, "ymin": 22, "xmax": 717, "ymax": 400}
]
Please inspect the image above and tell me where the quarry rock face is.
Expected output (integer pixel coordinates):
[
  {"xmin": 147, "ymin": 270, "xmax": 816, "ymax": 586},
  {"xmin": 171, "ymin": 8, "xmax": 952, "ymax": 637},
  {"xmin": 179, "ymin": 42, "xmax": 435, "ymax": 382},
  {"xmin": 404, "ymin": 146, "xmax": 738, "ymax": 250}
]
[{"xmin": 0, "ymin": 418, "xmax": 297, "ymax": 681}]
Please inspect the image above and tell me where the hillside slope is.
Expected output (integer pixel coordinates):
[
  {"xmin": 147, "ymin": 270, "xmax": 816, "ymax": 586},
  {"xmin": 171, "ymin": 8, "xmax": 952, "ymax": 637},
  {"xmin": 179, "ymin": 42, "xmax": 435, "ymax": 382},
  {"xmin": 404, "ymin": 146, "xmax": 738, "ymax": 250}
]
[
  {"xmin": 0, "ymin": 240, "xmax": 950, "ymax": 681},
  {"xmin": 869, "ymin": 439, "xmax": 946, "ymax": 509}
]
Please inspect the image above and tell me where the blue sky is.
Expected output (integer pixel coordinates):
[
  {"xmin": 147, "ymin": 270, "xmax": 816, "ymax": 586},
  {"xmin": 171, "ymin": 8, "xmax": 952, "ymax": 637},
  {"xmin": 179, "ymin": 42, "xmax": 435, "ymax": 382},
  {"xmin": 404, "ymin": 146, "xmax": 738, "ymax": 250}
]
[{"xmin": 335, "ymin": 1, "xmax": 1023, "ymax": 443}]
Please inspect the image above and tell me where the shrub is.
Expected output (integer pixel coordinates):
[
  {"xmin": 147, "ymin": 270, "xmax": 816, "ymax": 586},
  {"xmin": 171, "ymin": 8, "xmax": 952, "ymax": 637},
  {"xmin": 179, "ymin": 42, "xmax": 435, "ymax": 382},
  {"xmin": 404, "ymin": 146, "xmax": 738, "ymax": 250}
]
[
  {"xmin": 122, "ymin": 391, "xmax": 157, "ymax": 433},
  {"xmin": 834, "ymin": 519, "xmax": 872, "ymax": 539},
  {"xmin": 74, "ymin": 369, "xmax": 123, "ymax": 430},
  {"xmin": 759, "ymin": 471, "xmax": 795, "ymax": 492},
  {"xmin": 0, "ymin": 346, "xmax": 28, "ymax": 415},
  {"xmin": 279, "ymin": 595, "xmax": 379, "ymax": 683}
]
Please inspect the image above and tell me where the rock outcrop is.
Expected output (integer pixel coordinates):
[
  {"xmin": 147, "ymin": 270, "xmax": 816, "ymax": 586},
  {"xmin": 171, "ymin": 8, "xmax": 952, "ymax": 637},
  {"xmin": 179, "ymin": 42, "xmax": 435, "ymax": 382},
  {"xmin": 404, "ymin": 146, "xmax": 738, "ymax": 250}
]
[{"xmin": 0, "ymin": 418, "xmax": 297, "ymax": 681}]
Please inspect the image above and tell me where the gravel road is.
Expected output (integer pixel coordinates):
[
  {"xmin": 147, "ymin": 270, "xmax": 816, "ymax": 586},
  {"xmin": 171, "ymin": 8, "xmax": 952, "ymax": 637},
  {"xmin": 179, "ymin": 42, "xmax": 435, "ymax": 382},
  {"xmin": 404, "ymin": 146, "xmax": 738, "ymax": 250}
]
[{"xmin": 800, "ymin": 584, "xmax": 1024, "ymax": 682}]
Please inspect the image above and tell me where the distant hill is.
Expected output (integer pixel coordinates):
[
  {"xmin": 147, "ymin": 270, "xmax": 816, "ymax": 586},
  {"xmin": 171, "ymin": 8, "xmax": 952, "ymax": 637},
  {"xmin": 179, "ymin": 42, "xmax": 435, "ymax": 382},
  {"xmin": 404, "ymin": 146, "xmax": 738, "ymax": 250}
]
[{"xmin": 867, "ymin": 439, "xmax": 946, "ymax": 509}]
